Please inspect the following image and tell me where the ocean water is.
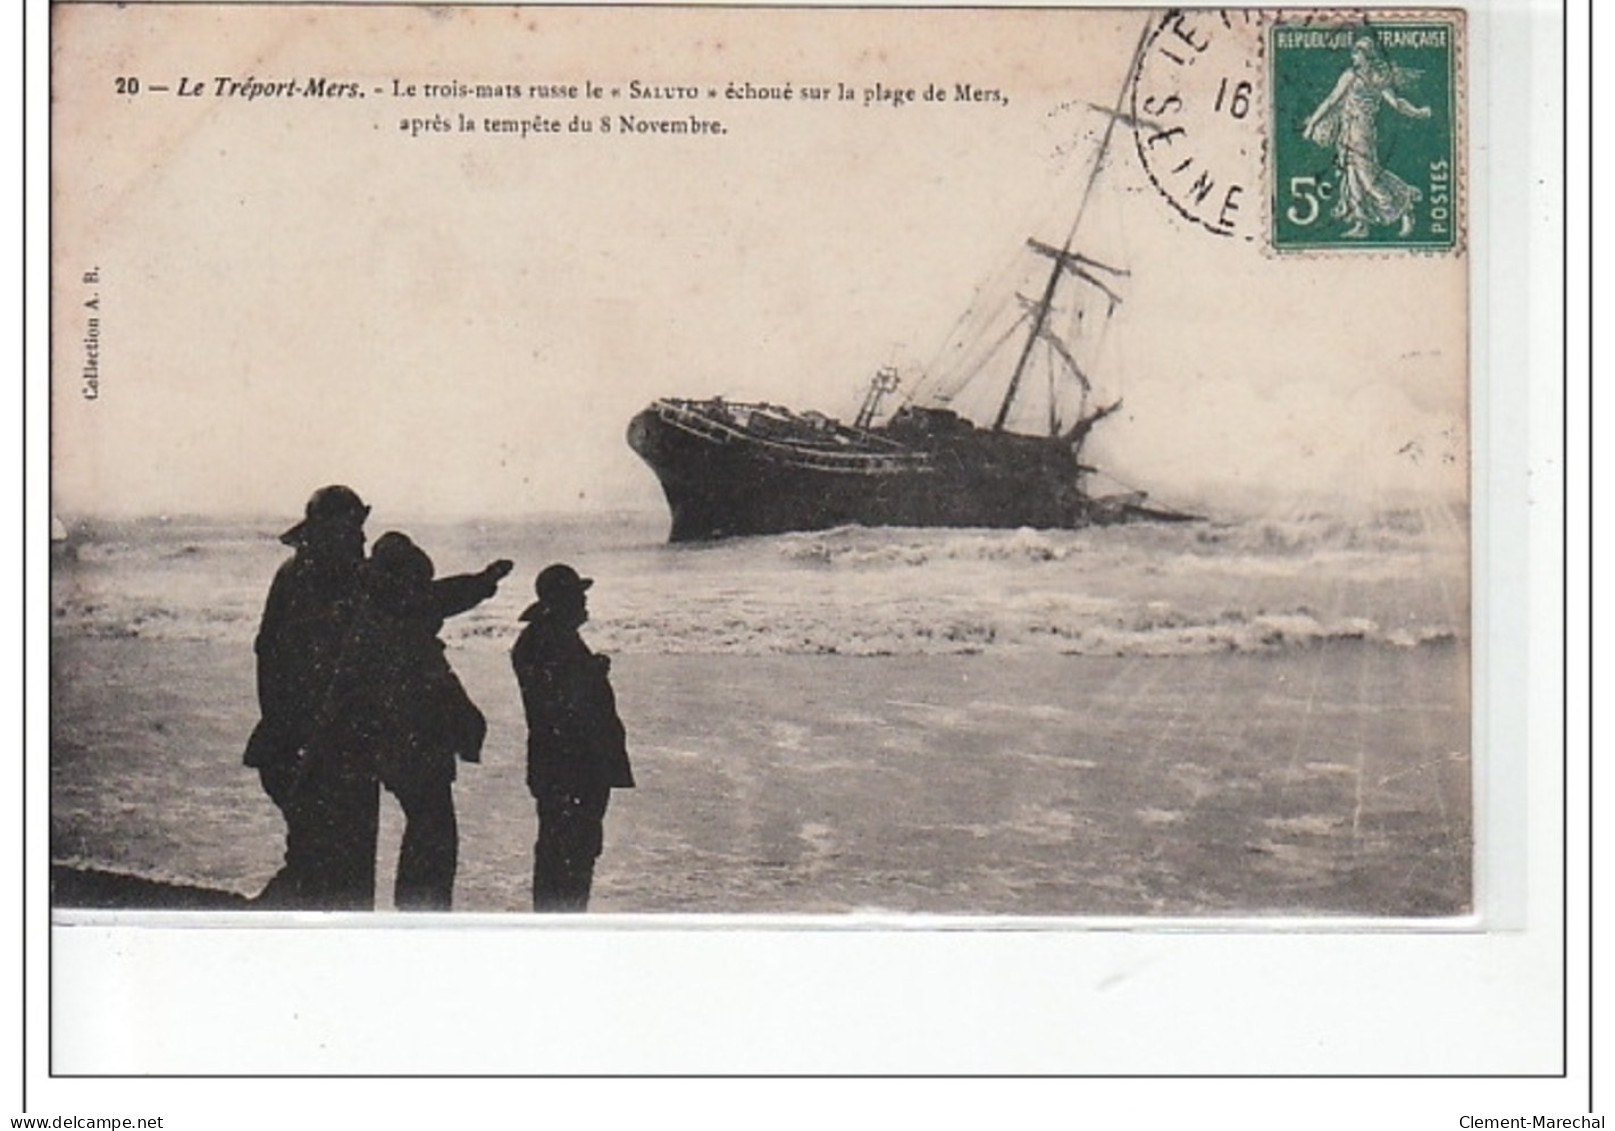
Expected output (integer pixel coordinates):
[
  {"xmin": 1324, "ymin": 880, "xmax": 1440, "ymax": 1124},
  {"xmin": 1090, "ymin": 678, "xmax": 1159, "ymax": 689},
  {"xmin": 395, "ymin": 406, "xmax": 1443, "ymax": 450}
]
[
  {"xmin": 49, "ymin": 507, "xmax": 1471, "ymax": 916},
  {"xmin": 52, "ymin": 505, "xmax": 1467, "ymax": 659}
]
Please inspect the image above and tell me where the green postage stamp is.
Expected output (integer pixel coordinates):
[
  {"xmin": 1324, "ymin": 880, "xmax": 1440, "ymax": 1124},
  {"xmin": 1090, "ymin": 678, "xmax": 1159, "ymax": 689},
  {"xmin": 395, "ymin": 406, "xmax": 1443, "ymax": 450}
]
[{"xmin": 1269, "ymin": 18, "xmax": 1459, "ymax": 251}]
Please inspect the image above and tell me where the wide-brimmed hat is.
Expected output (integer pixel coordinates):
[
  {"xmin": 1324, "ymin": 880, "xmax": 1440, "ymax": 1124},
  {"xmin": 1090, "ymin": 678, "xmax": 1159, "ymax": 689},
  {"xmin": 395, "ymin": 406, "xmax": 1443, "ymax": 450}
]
[{"xmin": 280, "ymin": 485, "xmax": 370, "ymax": 545}]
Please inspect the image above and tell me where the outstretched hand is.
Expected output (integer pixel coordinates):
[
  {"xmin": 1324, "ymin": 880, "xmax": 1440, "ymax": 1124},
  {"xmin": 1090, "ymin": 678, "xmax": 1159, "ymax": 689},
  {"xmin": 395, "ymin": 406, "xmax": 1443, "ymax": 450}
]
[{"xmin": 484, "ymin": 559, "xmax": 516, "ymax": 584}]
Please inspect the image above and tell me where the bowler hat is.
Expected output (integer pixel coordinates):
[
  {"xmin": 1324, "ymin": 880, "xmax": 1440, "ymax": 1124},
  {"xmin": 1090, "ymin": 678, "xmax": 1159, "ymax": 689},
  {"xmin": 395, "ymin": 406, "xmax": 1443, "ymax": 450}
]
[
  {"xmin": 535, "ymin": 562, "xmax": 593, "ymax": 604},
  {"xmin": 280, "ymin": 485, "xmax": 370, "ymax": 544}
]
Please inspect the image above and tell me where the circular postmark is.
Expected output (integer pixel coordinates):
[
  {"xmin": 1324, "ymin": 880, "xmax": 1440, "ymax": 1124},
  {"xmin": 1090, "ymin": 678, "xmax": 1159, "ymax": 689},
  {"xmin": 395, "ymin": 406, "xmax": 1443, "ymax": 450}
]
[{"xmin": 1129, "ymin": 9, "xmax": 1269, "ymax": 241}]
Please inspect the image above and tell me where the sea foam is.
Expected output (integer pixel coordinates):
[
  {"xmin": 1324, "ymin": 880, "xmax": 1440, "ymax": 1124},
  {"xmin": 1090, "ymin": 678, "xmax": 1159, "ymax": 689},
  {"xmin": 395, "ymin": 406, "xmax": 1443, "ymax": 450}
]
[{"xmin": 51, "ymin": 509, "xmax": 1468, "ymax": 658}]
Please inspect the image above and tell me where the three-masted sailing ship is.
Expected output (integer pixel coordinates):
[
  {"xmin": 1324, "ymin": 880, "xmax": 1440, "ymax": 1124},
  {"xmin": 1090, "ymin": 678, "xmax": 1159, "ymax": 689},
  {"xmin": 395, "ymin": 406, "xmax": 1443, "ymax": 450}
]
[{"xmin": 627, "ymin": 38, "xmax": 1193, "ymax": 543}]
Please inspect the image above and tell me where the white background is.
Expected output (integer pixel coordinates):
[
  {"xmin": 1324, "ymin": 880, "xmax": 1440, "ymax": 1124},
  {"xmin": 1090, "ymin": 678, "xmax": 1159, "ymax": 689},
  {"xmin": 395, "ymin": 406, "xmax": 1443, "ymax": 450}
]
[{"xmin": 13, "ymin": 0, "xmax": 1593, "ymax": 1125}]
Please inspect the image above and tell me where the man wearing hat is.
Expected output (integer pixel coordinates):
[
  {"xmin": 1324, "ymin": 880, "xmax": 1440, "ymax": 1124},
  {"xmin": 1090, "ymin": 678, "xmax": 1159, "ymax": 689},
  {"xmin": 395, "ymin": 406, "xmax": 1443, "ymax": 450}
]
[
  {"xmin": 511, "ymin": 563, "xmax": 635, "ymax": 911},
  {"xmin": 246, "ymin": 485, "xmax": 512, "ymax": 909},
  {"xmin": 309, "ymin": 532, "xmax": 488, "ymax": 911}
]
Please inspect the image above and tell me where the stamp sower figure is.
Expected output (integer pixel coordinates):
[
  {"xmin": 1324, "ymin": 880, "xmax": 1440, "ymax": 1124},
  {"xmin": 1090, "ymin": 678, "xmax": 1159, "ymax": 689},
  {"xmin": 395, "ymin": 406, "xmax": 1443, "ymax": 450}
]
[
  {"xmin": 1302, "ymin": 36, "xmax": 1433, "ymax": 239},
  {"xmin": 244, "ymin": 485, "xmax": 370, "ymax": 908},
  {"xmin": 310, "ymin": 533, "xmax": 487, "ymax": 911},
  {"xmin": 511, "ymin": 563, "xmax": 634, "ymax": 912},
  {"xmin": 245, "ymin": 485, "xmax": 511, "ymax": 909}
]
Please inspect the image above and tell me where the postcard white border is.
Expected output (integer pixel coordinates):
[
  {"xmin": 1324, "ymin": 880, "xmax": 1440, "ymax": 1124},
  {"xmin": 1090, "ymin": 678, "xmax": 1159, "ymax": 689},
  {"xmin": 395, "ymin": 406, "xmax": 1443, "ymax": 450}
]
[{"xmin": 18, "ymin": 0, "xmax": 1590, "ymax": 1122}]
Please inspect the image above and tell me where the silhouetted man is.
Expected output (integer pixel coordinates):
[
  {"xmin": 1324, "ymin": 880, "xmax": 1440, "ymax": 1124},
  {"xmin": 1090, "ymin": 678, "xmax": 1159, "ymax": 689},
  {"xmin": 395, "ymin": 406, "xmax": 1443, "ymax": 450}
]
[
  {"xmin": 245, "ymin": 485, "xmax": 510, "ymax": 909},
  {"xmin": 315, "ymin": 532, "xmax": 487, "ymax": 911},
  {"xmin": 511, "ymin": 563, "xmax": 634, "ymax": 912}
]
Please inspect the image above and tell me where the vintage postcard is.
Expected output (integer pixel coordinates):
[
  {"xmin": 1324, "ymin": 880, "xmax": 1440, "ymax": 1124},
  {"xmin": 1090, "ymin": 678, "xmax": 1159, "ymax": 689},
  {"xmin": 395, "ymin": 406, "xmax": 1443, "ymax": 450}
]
[
  {"xmin": 46, "ymin": 0, "xmax": 1594, "ymax": 1097},
  {"xmin": 48, "ymin": 4, "xmax": 1473, "ymax": 927},
  {"xmin": 34, "ymin": 0, "xmax": 1599, "ymax": 1103}
]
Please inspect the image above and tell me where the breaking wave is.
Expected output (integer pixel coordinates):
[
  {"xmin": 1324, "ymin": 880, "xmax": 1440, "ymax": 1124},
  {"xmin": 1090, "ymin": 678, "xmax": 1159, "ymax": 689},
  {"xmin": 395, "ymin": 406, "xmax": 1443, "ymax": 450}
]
[
  {"xmin": 51, "ymin": 510, "xmax": 1467, "ymax": 658},
  {"xmin": 592, "ymin": 601, "xmax": 1460, "ymax": 657}
]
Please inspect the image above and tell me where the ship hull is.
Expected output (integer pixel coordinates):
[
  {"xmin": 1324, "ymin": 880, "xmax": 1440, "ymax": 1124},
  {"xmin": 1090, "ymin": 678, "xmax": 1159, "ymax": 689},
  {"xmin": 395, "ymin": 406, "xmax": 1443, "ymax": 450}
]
[{"xmin": 628, "ymin": 403, "xmax": 1091, "ymax": 542}]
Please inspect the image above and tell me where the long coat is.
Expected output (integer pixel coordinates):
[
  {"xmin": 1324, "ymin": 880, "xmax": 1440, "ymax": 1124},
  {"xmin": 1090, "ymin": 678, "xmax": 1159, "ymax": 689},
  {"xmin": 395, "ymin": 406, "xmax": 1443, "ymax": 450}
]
[
  {"xmin": 510, "ymin": 610, "xmax": 634, "ymax": 805},
  {"xmin": 309, "ymin": 593, "xmax": 486, "ymax": 794},
  {"xmin": 245, "ymin": 554, "xmax": 499, "ymax": 774},
  {"xmin": 244, "ymin": 553, "xmax": 362, "ymax": 772}
]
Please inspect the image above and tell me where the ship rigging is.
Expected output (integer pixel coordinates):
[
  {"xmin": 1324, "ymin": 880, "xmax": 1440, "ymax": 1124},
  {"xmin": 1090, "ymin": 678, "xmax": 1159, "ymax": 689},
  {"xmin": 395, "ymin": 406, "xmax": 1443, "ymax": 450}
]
[{"xmin": 626, "ymin": 18, "xmax": 1194, "ymax": 542}]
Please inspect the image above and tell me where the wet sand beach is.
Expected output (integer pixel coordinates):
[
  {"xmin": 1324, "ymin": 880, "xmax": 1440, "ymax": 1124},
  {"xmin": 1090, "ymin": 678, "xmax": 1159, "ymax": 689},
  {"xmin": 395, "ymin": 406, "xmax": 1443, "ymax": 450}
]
[{"xmin": 51, "ymin": 635, "xmax": 1469, "ymax": 917}]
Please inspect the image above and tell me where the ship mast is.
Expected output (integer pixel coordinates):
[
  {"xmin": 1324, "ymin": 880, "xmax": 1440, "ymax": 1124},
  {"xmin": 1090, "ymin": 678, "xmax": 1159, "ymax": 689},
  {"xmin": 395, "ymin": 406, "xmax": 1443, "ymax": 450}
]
[{"xmin": 991, "ymin": 18, "xmax": 1153, "ymax": 435}]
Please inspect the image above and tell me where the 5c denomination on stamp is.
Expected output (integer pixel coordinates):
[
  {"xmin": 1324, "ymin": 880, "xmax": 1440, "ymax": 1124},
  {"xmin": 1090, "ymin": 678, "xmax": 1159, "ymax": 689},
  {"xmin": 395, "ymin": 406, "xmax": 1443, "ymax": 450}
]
[{"xmin": 1268, "ymin": 17, "xmax": 1460, "ymax": 252}]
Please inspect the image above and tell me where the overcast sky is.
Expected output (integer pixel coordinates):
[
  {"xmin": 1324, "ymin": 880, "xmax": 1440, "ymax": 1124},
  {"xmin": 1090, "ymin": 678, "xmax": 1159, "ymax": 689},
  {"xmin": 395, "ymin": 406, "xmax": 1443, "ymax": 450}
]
[{"xmin": 51, "ymin": 6, "xmax": 1468, "ymax": 521}]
